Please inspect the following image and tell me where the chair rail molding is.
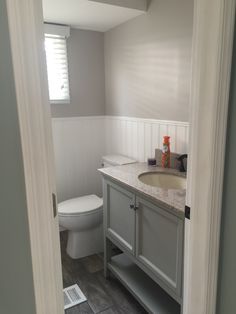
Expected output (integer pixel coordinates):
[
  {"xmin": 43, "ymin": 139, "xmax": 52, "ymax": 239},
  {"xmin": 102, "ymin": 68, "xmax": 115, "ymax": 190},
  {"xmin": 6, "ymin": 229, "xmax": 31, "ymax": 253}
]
[{"xmin": 183, "ymin": 0, "xmax": 235, "ymax": 313}]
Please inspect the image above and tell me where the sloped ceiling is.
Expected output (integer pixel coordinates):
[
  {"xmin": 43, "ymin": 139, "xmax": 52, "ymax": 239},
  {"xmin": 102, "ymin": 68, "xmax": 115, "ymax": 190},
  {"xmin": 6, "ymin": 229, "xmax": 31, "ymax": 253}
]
[{"xmin": 43, "ymin": 0, "xmax": 148, "ymax": 32}]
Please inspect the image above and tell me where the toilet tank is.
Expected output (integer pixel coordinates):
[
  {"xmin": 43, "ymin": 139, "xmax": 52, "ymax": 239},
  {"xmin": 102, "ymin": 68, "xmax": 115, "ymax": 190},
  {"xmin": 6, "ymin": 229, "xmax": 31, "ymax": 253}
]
[{"xmin": 102, "ymin": 155, "xmax": 136, "ymax": 168}]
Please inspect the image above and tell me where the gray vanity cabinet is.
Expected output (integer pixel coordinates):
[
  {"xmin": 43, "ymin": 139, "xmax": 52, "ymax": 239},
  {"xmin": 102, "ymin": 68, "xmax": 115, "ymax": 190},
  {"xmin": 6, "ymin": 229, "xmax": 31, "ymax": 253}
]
[
  {"xmin": 104, "ymin": 180, "xmax": 136, "ymax": 253},
  {"xmin": 103, "ymin": 178, "xmax": 184, "ymax": 305},
  {"xmin": 135, "ymin": 196, "xmax": 184, "ymax": 297}
]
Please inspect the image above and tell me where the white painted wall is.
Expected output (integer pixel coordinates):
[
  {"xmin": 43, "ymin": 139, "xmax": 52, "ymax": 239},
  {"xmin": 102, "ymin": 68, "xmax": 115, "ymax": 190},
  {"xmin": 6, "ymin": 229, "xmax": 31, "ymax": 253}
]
[{"xmin": 52, "ymin": 116, "xmax": 189, "ymax": 202}]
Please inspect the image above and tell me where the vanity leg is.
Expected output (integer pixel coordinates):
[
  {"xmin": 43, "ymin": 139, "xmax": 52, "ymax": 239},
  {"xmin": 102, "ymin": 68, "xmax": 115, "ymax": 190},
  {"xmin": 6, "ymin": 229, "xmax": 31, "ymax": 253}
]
[{"xmin": 104, "ymin": 237, "xmax": 112, "ymax": 278}]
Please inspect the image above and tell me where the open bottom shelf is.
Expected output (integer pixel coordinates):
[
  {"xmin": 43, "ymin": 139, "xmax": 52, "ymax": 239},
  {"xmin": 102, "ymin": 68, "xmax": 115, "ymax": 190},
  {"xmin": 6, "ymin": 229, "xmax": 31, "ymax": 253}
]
[{"xmin": 108, "ymin": 253, "xmax": 181, "ymax": 314}]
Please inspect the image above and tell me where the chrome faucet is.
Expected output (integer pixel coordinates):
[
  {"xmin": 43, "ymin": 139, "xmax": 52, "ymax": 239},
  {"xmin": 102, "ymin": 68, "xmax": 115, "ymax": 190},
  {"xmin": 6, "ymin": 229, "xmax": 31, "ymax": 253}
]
[{"xmin": 176, "ymin": 154, "xmax": 188, "ymax": 172}]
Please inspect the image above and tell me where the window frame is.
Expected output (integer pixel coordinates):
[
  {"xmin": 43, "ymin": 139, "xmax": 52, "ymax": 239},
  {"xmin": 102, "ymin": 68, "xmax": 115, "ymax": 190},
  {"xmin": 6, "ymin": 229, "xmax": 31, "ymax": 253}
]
[{"xmin": 44, "ymin": 24, "xmax": 70, "ymax": 104}]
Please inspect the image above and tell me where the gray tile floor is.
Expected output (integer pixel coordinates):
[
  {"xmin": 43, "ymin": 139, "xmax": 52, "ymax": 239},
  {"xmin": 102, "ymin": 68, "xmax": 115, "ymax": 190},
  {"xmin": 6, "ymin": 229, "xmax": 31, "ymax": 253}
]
[{"xmin": 60, "ymin": 232, "xmax": 147, "ymax": 314}]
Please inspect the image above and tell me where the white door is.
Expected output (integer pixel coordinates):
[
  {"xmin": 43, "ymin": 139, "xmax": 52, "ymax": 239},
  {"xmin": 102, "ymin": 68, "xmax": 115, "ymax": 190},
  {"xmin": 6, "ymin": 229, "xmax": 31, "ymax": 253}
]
[{"xmin": 6, "ymin": 0, "xmax": 64, "ymax": 313}]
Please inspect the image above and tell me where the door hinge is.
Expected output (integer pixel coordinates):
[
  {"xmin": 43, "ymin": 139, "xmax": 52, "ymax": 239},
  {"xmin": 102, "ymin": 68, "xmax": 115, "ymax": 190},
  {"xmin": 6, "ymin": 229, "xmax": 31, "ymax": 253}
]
[
  {"xmin": 185, "ymin": 205, "xmax": 191, "ymax": 220},
  {"xmin": 52, "ymin": 193, "xmax": 58, "ymax": 218},
  {"xmin": 130, "ymin": 204, "xmax": 138, "ymax": 211}
]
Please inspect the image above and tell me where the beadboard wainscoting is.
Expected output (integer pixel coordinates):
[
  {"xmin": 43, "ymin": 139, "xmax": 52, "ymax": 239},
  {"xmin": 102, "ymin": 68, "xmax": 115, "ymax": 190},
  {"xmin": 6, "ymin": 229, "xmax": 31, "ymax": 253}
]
[
  {"xmin": 105, "ymin": 116, "xmax": 189, "ymax": 161},
  {"xmin": 52, "ymin": 116, "xmax": 105, "ymax": 202},
  {"xmin": 52, "ymin": 116, "xmax": 189, "ymax": 202}
]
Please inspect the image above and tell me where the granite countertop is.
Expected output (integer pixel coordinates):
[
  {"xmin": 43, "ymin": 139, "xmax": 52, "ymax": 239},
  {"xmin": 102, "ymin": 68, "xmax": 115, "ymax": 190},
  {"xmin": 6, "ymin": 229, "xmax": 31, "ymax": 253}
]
[{"xmin": 98, "ymin": 162, "xmax": 186, "ymax": 218}]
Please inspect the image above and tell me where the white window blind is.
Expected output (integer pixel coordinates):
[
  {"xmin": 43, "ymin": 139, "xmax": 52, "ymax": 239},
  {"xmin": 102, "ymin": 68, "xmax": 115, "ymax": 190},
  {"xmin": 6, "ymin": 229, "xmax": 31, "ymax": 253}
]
[{"xmin": 45, "ymin": 34, "xmax": 70, "ymax": 103}]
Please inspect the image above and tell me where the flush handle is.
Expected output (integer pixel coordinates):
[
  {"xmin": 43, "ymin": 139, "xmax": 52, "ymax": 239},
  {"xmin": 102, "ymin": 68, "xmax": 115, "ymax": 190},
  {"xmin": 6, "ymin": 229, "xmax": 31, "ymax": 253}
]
[{"xmin": 52, "ymin": 193, "xmax": 58, "ymax": 218}]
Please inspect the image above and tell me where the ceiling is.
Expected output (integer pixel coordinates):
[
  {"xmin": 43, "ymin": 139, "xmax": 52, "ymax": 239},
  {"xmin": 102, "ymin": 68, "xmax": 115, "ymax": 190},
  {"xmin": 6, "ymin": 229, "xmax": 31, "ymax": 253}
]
[{"xmin": 42, "ymin": 0, "xmax": 146, "ymax": 32}]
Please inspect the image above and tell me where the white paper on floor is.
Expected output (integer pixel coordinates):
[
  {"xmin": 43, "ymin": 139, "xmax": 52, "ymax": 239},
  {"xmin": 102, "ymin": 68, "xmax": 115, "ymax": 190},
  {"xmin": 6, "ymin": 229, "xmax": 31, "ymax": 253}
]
[{"xmin": 63, "ymin": 284, "xmax": 87, "ymax": 310}]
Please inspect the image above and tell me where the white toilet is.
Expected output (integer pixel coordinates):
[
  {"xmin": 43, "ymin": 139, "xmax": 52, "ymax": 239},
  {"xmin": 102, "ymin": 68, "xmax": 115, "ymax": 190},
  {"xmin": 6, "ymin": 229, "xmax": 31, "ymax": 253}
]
[
  {"xmin": 58, "ymin": 195, "xmax": 103, "ymax": 259},
  {"xmin": 58, "ymin": 155, "xmax": 136, "ymax": 259}
]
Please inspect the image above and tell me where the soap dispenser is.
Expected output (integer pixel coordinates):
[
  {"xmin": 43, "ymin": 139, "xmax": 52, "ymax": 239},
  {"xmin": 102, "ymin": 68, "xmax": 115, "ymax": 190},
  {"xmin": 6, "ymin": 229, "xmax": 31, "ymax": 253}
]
[{"xmin": 162, "ymin": 136, "xmax": 170, "ymax": 168}]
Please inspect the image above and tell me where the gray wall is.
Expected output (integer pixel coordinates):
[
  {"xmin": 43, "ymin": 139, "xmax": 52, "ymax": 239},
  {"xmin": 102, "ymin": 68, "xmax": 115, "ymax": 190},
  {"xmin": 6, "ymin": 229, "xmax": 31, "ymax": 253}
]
[
  {"xmin": 51, "ymin": 28, "xmax": 105, "ymax": 117},
  {"xmin": 217, "ymin": 26, "xmax": 236, "ymax": 314},
  {"xmin": 0, "ymin": 1, "xmax": 36, "ymax": 313},
  {"xmin": 104, "ymin": 0, "xmax": 193, "ymax": 121}
]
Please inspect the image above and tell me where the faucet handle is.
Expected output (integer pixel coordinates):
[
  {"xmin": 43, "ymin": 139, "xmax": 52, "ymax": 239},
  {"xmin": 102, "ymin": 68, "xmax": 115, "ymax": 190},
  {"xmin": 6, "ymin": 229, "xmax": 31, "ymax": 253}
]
[{"xmin": 176, "ymin": 154, "xmax": 188, "ymax": 172}]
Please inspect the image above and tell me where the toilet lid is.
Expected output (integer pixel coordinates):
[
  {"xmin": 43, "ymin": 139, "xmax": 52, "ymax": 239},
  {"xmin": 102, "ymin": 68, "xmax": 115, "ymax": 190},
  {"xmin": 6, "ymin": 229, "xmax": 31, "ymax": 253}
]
[{"xmin": 58, "ymin": 195, "xmax": 103, "ymax": 216}]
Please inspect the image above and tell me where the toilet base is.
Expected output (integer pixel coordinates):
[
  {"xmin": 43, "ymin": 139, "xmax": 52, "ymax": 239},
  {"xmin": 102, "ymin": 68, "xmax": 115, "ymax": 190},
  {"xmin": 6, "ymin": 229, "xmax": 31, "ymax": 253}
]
[{"xmin": 66, "ymin": 224, "xmax": 103, "ymax": 259}]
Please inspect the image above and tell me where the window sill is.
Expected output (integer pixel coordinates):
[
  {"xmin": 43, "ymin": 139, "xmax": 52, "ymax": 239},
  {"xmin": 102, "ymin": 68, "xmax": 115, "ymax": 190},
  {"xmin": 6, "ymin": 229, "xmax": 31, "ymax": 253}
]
[{"xmin": 50, "ymin": 100, "xmax": 70, "ymax": 105}]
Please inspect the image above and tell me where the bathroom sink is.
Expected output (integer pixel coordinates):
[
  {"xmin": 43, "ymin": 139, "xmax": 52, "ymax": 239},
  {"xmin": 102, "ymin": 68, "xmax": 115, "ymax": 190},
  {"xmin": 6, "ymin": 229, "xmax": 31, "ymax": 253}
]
[{"xmin": 138, "ymin": 172, "xmax": 186, "ymax": 190}]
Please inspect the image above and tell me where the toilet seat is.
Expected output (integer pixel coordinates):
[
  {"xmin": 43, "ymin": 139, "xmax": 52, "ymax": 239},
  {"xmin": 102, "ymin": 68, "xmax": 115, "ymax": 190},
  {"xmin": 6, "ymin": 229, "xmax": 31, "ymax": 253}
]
[{"xmin": 58, "ymin": 194, "xmax": 103, "ymax": 217}]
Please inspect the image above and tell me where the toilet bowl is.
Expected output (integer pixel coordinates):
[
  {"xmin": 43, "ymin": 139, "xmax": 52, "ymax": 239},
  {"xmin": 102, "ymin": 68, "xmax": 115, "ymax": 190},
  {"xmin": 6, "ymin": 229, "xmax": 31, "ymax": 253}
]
[
  {"xmin": 58, "ymin": 194, "xmax": 103, "ymax": 259},
  {"xmin": 58, "ymin": 155, "xmax": 136, "ymax": 259}
]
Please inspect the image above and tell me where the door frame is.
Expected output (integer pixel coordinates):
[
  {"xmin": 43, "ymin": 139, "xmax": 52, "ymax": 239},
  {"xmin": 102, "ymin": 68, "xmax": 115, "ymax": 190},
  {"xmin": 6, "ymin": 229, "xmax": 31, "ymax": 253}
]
[
  {"xmin": 5, "ymin": 0, "xmax": 64, "ymax": 313},
  {"xmin": 183, "ymin": 0, "xmax": 235, "ymax": 313},
  {"xmin": 5, "ymin": 0, "xmax": 236, "ymax": 313}
]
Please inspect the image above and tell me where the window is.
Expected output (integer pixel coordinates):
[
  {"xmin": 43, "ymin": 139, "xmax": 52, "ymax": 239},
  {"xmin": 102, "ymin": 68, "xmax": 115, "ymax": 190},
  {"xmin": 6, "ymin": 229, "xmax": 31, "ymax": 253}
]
[{"xmin": 44, "ymin": 24, "xmax": 70, "ymax": 103}]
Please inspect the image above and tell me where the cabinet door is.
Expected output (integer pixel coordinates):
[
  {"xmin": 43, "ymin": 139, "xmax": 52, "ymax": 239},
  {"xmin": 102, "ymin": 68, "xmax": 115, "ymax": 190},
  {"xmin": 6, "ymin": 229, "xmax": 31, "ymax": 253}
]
[
  {"xmin": 104, "ymin": 180, "xmax": 135, "ymax": 253},
  {"xmin": 136, "ymin": 197, "xmax": 184, "ymax": 296}
]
